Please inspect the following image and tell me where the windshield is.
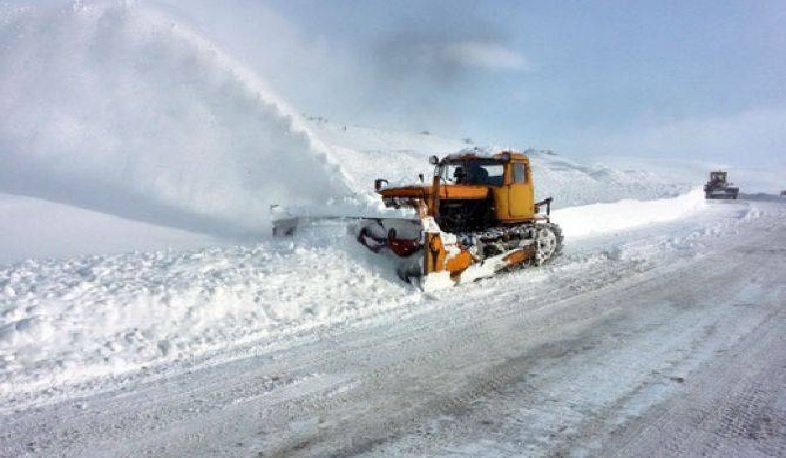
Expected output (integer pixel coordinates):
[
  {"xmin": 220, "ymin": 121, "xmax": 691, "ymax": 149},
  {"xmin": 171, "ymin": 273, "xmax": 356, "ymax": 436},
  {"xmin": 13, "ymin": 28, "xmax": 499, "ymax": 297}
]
[{"xmin": 440, "ymin": 159, "xmax": 504, "ymax": 186}]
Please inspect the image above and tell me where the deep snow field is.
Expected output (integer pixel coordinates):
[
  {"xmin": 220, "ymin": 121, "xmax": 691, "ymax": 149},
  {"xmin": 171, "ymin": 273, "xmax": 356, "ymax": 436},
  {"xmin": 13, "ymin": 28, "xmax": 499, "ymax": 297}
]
[{"xmin": 1, "ymin": 2, "xmax": 785, "ymax": 457}]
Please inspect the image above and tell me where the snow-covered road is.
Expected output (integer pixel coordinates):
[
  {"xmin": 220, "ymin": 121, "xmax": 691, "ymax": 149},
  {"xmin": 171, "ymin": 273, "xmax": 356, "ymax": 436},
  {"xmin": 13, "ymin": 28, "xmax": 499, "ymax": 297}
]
[{"xmin": 1, "ymin": 197, "xmax": 784, "ymax": 456}]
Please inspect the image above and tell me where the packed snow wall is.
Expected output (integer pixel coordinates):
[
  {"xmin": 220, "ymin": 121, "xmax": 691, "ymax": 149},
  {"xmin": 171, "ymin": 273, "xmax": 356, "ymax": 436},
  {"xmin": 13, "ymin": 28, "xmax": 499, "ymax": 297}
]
[{"xmin": 0, "ymin": 1, "xmax": 353, "ymax": 236}]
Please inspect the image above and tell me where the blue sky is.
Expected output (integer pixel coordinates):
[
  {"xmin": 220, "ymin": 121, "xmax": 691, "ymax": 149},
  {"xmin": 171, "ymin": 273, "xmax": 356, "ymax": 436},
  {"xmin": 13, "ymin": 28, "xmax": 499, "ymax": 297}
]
[{"xmin": 11, "ymin": 0, "xmax": 786, "ymax": 167}]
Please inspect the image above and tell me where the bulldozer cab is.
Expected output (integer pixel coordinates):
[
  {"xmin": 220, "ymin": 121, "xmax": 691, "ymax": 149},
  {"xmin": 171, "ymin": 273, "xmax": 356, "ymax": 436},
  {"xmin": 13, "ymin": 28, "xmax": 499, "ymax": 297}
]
[
  {"xmin": 436, "ymin": 153, "xmax": 537, "ymax": 223},
  {"xmin": 710, "ymin": 171, "xmax": 727, "ymax": 184}
]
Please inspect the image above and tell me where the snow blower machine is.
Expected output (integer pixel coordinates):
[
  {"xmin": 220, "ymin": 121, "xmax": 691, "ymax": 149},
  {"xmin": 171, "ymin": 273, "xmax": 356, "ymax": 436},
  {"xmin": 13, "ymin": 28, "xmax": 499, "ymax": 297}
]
[
  {"xmin": 273, "ymin": 150, "xmax": 562, "ymax": 288},
  {"xmin": 704, "ymin": 171, "xmax": 739, "ymax": 199}
]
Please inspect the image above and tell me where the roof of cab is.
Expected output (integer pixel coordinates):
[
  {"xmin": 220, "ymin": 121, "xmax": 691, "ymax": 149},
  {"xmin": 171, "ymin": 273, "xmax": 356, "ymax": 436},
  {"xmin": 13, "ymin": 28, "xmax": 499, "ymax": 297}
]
[{"xmin": 441, "ymin": 149, "xmax": 529, "ymax": 162}]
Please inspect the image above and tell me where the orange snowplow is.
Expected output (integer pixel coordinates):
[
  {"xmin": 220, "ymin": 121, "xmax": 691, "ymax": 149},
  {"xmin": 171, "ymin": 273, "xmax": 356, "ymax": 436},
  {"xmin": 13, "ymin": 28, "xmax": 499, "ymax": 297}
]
[{"xmin": 274, "ymin": 149, "xmax": 562, "ymax": 288}]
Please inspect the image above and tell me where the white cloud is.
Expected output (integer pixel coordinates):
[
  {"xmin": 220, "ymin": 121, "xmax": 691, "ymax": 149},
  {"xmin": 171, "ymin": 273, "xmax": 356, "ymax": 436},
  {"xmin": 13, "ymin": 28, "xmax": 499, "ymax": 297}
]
[
  {"xmin": 444, "ymin": 41, "xmax": 529, "ymax": 71},
  {"xmin": 414, "ymin": 41, "xmax": 530, "ymax": 72}
]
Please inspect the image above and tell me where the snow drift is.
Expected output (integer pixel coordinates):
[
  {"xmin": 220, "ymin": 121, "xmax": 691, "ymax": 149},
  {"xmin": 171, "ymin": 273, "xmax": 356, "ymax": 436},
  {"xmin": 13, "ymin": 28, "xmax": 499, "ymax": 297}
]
[
  {"xmin": 0, "ymin": 2, "xmax": 352, "ymax": 236},
  {"xmin": 553, "ymin": 188, "xmax": 707, "ymax": 239}
]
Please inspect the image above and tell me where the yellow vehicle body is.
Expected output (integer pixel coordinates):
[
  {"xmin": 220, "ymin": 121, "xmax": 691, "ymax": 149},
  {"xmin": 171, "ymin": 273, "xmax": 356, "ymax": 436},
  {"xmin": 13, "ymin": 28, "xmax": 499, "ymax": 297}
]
[
  {"xmin": 367, "ymin": 150, "xmax": 560, "ymax": 286},
  {"xmin": 272, "ymin": 149, "xmax": 561, "ymax": 288},
  {"xmin": 379, "ymin": 151, "xmax": 546, "ymax": 224}
]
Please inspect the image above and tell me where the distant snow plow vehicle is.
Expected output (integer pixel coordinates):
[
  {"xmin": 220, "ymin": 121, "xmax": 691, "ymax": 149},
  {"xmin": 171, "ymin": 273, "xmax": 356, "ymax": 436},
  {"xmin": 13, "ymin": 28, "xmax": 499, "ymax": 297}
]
[
  {"xmin": 704, "ymin": 171, "xmax": 739, "ymax": 199},
  {"xmin": 273, "ymin": 150, "xmax": 562, "ymax": 288}
]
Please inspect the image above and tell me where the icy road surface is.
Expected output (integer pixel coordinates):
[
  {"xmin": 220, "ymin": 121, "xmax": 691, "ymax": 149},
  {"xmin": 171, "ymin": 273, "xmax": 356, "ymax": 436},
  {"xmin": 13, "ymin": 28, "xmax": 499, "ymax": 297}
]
[{"xmin": 1, "ymin": 197, "xmax": 785, "ymax": 457}]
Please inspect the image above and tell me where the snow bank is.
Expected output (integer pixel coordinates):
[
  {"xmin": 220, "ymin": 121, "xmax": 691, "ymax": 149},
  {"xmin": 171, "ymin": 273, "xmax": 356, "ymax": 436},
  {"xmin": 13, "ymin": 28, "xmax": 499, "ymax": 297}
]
[
  {"xmin": 532, "ymin": 154, "xmax": 691, "ymax": 208},
  {"xmin": 0, "ymin": 240, "xmax": 417, "ymax": 400},
  {"xmin": 552, "ymin": 188, "xmax": 706, "ymax": 239},
  {"xmin": 0, "ymin": 2, "xmax": 352, "ymax": 236},
  {"xmin": 0, "ymin": 193, "xmax": 218, "ymax": 265}
]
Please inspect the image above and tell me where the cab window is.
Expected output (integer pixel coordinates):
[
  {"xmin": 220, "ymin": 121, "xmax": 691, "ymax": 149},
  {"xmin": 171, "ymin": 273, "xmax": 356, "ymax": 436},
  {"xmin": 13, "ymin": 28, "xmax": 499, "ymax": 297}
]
[
  {"xmin": 513, "ymin": 162, "xmax": 528, "ymax": 184},
  {"xmin": 441, "ymin": 160, "xmax": 504, "ymax": 186}
]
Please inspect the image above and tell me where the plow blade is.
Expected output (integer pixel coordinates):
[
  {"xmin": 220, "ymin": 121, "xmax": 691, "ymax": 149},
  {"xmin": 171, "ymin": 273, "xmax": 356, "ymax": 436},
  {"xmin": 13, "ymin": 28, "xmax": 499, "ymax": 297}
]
[{"xmin": 271, "ymin": 206, "xmax": 560, "ymax": 290}]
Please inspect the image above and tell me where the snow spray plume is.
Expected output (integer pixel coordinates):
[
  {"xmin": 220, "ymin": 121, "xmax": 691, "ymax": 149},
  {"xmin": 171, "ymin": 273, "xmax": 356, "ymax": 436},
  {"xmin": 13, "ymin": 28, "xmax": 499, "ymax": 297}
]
[{"xmin": 0, "ymin": 1, "xmax": 354, "ymax": 237}]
